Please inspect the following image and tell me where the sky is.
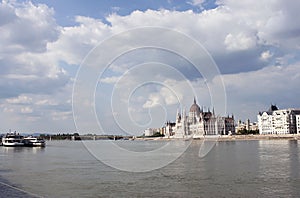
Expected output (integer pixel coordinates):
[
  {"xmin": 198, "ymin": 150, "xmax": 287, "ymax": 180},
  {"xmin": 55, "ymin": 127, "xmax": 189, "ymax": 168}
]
[{"xmin": 0, "ymin": 0, "xmax": 299, "ymax": 134}]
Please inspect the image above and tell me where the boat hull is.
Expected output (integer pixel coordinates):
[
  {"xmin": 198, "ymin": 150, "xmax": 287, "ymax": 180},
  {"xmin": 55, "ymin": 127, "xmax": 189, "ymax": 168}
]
[
  {"xmin": 1, "ymin": 133, "xmax": 46, "ymax": 147},
  {"xmin": 25, "ymin": 142, "xmax": 46, "ymax": 147},
  {"xmin": 2, "ymin": 142, "xmax": 25, "ymax": 147},
  {"xmin": 23, "ymin": 138, "xmax": 46, "ymax": 147},
  {"xmin": 2, "ymin": 134, "xmax": 25, "ymax": 147}
]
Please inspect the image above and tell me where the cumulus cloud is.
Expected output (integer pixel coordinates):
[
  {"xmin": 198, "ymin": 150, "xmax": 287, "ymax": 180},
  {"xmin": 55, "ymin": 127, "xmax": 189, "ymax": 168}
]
[
  {"xmin": 82, "ymin": 0, "xmax": 300, "ymax": 133},
  {"xmin": 224, "ymin": 32, "xmax": 257, "ymax": 51},
  {"xmin": 37, "ymin": 0, "xmax": 299, "ymax": 75},
  {"xmin": 260, "ymin": 50, "xmax": 273, "ymax": 61},
  {"xmin": 100, "ymin": 76, "xmax": 120, "ymax": 84},
  {"xmin": 222, "ymin": 62, "xmax": 300, "ymax": 121},
  {"xmin": 1, "ymin": 0, "xmax": 299, "ymax": 132},
  {"xmin": 188, "ymin": 0, "xmax": 205, "ymax": 8},
  {"xmin": 0, "ymin": 1, "xmax": 59, "ymax": 53},
  {"xmin": 0, "ymin": 1, "xmax": 69, "ymax": 101},
  {"xmin": 47, "ymin": 16, "xmax": 110, "ymax": 65},
  {"xmin": 21, "ymin": 106, "xmax": 33, "ymax": 114},
  {"xmin": 6, "ymin": 95, "xmax": 33, "ymax": 104},
  {"xmin": 143, "ymin": 94, "xmax": 163, "ymax": 108}
]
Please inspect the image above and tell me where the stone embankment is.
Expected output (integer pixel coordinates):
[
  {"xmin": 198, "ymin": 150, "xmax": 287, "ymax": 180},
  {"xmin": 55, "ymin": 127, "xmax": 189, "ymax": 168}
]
[{"xmin": 218, "ymin": 134, "xmax": 300, "ymax": 141}]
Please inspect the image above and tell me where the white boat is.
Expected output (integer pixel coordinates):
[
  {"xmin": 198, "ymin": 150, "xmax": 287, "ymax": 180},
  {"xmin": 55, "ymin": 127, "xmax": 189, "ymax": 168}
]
[
  {"xmin": 2, "ymin": 132, "xmax": 25, "ymax": 147},
  {"xmin": 23, "ymin": 136, "xmax": 46, "ymax": 147}
]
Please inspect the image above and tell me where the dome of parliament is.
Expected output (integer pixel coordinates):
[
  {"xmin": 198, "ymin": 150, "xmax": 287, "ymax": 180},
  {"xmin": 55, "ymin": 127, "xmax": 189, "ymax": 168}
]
[{"xmin": 190, "ymin": 98, "xmax": 201, "ymax": 114}]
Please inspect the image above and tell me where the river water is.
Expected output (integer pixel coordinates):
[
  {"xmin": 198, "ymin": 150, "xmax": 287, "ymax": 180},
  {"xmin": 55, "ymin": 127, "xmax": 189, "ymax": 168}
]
[{"xmin": 0, "ymin": 140, "xmax": 299, "ymax": 197}]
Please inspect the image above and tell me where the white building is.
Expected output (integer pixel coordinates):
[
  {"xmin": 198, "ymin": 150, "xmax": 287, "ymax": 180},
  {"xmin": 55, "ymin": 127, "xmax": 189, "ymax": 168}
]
[
  {"xmin": 144, "ymin": 128, "xmax": 154, "ymax": 136},
  {"xmin": 296, "ymin": 115, "xmax": 300, "ymax": 134},
  {"xmin": 164, "ymin": 122, "xmax": 176, "ymax": 138},
  {"xmin": 236, "ymin": 119, "xmax": 258, "ymax": 133},
  {"xmin": 257, "ymin": 105, "xmax": 300, "ymax": 135},
  {"xmin": 173, "ymin": 98, "xmax": 235, "ymax": 138}
]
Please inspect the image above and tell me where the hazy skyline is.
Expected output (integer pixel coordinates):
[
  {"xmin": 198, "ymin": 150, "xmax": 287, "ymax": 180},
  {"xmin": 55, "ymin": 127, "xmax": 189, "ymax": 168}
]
[{"xmin": 0, "ymin": 0, "xmax": 299, "ymax": 133}]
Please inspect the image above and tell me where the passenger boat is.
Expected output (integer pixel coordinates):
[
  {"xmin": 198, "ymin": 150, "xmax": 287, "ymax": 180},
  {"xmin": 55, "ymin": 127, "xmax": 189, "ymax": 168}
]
[
  {"xmin": 2, "ymin": 132, "xmax": 25, "ymax": 147},
  {"xmin": 23, "ymin": 136, "xmax": 46, "ymax": 147}
]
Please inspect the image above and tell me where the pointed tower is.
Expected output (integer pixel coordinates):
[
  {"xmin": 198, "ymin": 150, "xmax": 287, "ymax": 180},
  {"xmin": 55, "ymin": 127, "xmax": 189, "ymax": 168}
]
[{"xmin": 176, "ymin": 108, "xmax": 181, "ymax": 124}]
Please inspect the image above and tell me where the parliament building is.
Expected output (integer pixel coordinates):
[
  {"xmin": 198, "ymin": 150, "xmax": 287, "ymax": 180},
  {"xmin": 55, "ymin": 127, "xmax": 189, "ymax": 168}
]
[{"xmin": 165, "ymin": 98, "xmax": 235, "ymax": 138}]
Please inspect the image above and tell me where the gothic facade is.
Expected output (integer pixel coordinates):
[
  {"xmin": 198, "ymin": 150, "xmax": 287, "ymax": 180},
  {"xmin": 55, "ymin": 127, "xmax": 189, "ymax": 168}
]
[{"xmin": 168, "ymin": 98, "xmax": 235, "ymax": 138}]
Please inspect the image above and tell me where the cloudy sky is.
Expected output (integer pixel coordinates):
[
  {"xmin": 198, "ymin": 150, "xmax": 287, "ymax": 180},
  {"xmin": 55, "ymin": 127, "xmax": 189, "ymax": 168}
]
[{"xmin": 0, "ymin": 0, "xmax": 299, "ymax": 134}]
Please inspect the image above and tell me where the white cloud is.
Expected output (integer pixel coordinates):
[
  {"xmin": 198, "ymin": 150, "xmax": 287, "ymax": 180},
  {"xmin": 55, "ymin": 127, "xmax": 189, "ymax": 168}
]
[
  {"xmin": 222, "ymin": 62, "xmax": 300, "ymax": 121},
  {"xmin": 0, "ymin": 1, "xmax": 69, "ymax": 101},
  {"xmin": 3, "ymin": 107, "xmax": 14, "ymax": 113},
  {"xmin": 0, "ymin": 0, "xmax": 300, "ymax": 132},
  {"xmin": 51, "ymin": 111, "xmax": 72, "ymax": 121},
  {"xmin": 0, "ymin": 1, "xmax": 59, "ymax": 53},
  {"xmin": 260, "ymin": 50, "xmax": 273, "ymax": 61},
  {"xmin": 43, "ymin": 0, "xmax": 300, "ymax": 74},
  {"xmin": 160, "ymin": 86, "xmax": 180, "ymax": 106},
  {"xmin": 142, "ymin": 94, "xmax": 162, "ymax": 108},
  {"xmin": 217, "ymin": 0, "xmax": 300, "ymax": 50},
  {"xmin": 224, "ymin": 32, "xmax": 256, "ymax": 51},
  {"xmin": 111, "ymin": 6, "xmax": 120, "ymax": 12},
  {"xmin": 6, "ymin": 95, "xmax": 32, "ymax": 104},
  {"xmin": 100, "ymin": 76, "xmax": 120, "ymax": 84},
  {"xmin": 188, "ymin": 0, "xmax": 205, "ymax": 7},
  {"xmin": 35, "ymin": 99, "xmax": 57, "ymax": 106},
  {"xmin": 21, "ymin": 106, "xmax": 33, "ymax": 114},
  {"xmin": 224, "ymin": 64, "xmax": 300, "ymax": 95},
  {"xmin": 47, "ymin": 16, "xmax": 109, "ymax": 65}
]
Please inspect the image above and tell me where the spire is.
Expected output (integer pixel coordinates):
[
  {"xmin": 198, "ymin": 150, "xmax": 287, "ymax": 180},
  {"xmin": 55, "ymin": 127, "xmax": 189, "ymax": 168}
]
[
  {"xmin": 193, "ymin": 97, "xmax": 196, "ymax": 104},
  {"xmin": 176, "ymin": 108, "xmax": 181, "ymax": 123}
]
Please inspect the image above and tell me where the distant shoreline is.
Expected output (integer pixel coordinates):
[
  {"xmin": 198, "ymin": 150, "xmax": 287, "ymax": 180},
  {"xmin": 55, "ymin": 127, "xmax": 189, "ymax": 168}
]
[
  {"xmin": 216, "ymin": 134, "xmax": 300, "ymax": 141},
  {"xmin": 137, "ymin": 134, "xmax": 300, "ymax": 141},
  {"xmin": 2, "ymin": 134, "xmax": 298, "ymax": 144}
]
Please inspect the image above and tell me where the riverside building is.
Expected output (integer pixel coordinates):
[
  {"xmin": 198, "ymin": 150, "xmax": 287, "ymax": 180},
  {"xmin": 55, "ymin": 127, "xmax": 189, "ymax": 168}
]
[
  {"xmin": 296, "ymin": 115, "xmax": 300, "ymax": 134},
  {"xmin": 165, "ymin": 98, "xmax": 235, "ymax": 138},
  {"xmin": 257, "ymin": 105, "xmax": 300, "ymax": 135},
  {"xmin": 235, "ymin": 119, "xmax": 258, "ymax": 133}
]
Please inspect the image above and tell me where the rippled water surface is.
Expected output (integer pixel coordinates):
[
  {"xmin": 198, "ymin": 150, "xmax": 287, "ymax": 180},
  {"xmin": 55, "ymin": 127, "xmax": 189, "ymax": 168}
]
[{"xmin": 0, "ymin": 140, "xmax": 299, "ymax": 197}]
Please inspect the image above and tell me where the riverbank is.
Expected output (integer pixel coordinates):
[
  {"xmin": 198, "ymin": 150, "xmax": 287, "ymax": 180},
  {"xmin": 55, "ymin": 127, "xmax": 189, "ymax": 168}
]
[
  {"xmin": 3, "ymin": 134, "xmax": 298, "ymax": 144},
  {"xmin": 217, "ymin": 134, "xmax": 300, "ymax": 141},
  {"xmin": 137, "ymin": 134, "xmax": 300, "ymax": 141}
]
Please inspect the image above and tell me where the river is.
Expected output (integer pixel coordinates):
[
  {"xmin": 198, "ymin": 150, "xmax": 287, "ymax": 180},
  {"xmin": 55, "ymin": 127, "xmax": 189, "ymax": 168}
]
[{"xmin": 0, "ymin": 140, "xmax": 299, "ymax": 197}]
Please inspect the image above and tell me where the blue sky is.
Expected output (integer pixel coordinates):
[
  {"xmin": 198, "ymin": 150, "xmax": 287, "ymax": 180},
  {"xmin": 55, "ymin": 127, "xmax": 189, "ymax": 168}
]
[
  {"xmin": 0, "ymin": 0, "xmax": 299, "ymax": 134},
  {"xmin": 31, "ymin": 0, "xmax": 217, "ymax": 26}
]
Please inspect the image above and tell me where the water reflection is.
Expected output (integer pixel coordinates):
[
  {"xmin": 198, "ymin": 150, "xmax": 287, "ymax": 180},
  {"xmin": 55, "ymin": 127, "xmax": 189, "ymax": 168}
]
[
  {"xmin": 1, "ymin": 140, "xmax": 300, "ymax": 197},
  {"xmin": 288, "ymin": 140, "xmax": 300, "ymax": 197},
  {"xmin": 2, "ymin": 146, "xmax": 45, "ymax": 154},
  {"xmin": 200, "ymin": 140, "xmax": 261, "ymax": 197},
  {"xmin": 258, "ymin": 140, "xmax": 299, "ymax": 197}
]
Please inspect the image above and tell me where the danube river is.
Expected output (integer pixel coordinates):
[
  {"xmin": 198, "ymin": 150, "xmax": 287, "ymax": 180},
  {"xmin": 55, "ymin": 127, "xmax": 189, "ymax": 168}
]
[{"xmin": 1, "ymin": 140, "xmax": 300, "ymax": 197}]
